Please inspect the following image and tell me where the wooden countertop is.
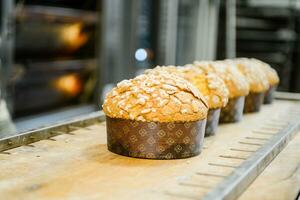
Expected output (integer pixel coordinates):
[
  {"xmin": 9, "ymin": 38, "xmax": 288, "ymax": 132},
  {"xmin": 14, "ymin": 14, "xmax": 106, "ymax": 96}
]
[
  {"xmin": 0, "ymin": 100, "xmax": 299, "ymax": 200},
  {"xmin": 238, "ymin": 131, "xmax": 300, "ymax": 200}
]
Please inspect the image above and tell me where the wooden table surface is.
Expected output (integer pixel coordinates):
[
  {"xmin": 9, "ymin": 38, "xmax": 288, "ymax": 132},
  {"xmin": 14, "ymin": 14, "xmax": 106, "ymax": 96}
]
[
  {"xmin": 239, "ymin": 130, "xmax": 300, "ymax": 200},
  {"xmin": 0, "ymin": 100, "xmax": 299, "ymax": 200}
]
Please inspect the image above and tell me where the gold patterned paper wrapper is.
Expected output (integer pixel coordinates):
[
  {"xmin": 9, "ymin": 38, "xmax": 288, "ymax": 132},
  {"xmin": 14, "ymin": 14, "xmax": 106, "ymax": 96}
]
[
  {"xmin": 219, "ymin": 96, "xmax": 245, "ymax": 123},
  {"xmin": 205, "ymin": 108, "xmax": 221, "ymax": 137},
  {"xmin": 264, "ymin": 84, "xmax": 277, "ymax": 104},
  {"xmin": 106, "ymin": 116, "xmax": 206, "ymax": 159},
  {"xmin": 244, "ymin": 92, "xmax": 264, "ymax": 113}
]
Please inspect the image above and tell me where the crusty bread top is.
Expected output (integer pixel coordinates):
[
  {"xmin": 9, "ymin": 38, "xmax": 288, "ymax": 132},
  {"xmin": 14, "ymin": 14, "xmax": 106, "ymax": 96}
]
[
  {"xmin": 231, "ymin": 58, "xmax": 270, "ymax": 93},
  {"xmin": 250, "ymin": 58, "xmax": 279, "ymax": 86},
  {"xmin": 194, "ymin": 61, "xmax": 250, "ymax": 98},
  {"xmin": 146, "ymin": 65, "xmax": 229, "ymax": 109},
  {"xmin": 103, "ymin": 73, "xmax": 208, "ymax": 122}
]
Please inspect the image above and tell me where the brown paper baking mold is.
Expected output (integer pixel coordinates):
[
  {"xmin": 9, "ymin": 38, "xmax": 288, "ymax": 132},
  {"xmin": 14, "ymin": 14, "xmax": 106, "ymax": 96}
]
[
  {"xmin": 244, "ymin": 92, "xmax": 264, "ymax": 113},
  {"xmin": 106, "ymin": 116, "xmax": 206, "ymax": 159},
  {"xmin": 264, "ymin": 84, "xmax": 277, "ymax": 104},
  {"xmin": 219, "ymin": 96, "xmax": 245, "ymax": 123},
  {"xmin": 205, "ymin": 108, "xmax": 220, "ymax": 137}
]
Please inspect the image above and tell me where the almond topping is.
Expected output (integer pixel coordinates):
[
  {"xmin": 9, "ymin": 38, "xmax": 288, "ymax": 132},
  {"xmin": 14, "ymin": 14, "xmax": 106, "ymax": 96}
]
[{"xmin": 141, "ymin": 108, "xmax": 151, "ymax": 114}]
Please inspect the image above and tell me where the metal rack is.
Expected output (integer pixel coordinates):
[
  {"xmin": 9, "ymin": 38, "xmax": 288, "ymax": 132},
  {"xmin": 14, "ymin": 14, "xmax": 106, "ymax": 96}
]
[
  {"xmin": 235, "ymin": 1, "xmax": 297, "ymax": 91},
  {"xmin": 0, "ymin": 111, "xmax": 104, "ymax": 152}
]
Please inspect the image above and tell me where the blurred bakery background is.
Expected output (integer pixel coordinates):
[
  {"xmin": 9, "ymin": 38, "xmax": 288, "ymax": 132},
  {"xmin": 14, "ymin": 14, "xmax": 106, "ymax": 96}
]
[{"xmin": 1, "ymin": 0, "xmax": 300, "ymax": 137}]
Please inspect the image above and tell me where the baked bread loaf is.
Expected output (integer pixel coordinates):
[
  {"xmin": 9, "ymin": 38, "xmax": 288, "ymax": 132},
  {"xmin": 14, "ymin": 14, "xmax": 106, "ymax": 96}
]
[
  {"xmin": 183, "ymin": 65, "xmax": 229, "ymax": 109},
  {"xmin": 250, "ymin": 58, "xmax": 279, "ymax": 86},
  {"xmin": 193, "ymin": 61, "xmax": 250, "ymax": 98},
  {"xmin": 145, "ymin": 66, "xmax": 179, "ymax": 76},
  {"xmin": 102, "ymin": 73, "xmax": 208, "ymax": 123},
  {"xmin": 230, "ymin": 58, "xmax": 270, "ymax": 93},
  {"xmin": 146, "ymin": 65, "xmax": 229, "ymax": 109}
]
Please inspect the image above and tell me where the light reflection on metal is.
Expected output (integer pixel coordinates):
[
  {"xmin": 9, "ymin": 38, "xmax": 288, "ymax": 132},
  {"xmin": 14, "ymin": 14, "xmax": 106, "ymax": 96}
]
[{"xmin": 135, "ymin": 48, "xmax": 148, "ymax": 61}]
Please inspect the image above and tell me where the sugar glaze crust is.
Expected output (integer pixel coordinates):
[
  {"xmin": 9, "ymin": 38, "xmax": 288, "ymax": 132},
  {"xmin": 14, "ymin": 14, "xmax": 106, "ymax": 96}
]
[
  {"xmin": 250, "ymin": 58, "xmax": 279, "ymax": 86},
  {"xmin": 230, "ymin": 58, "xmax": 270, "ymax": 93},
  {"xmin": 194, "ymin": 61, "xmax": 250, "ymax": 98},
  {"xmin": 183, "ymin": 65, "xmax": 229, "ymax": 109},
  {"xmin": 146, "ymin": 65, "xmax": 229, "ymax": 109},
  {"xmin": 102, "ymin": 73, "xmax": 208, "ymax": 122}
]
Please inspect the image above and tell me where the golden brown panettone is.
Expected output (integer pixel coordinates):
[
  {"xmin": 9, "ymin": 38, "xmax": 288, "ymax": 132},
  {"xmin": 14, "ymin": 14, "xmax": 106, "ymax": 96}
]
[
  {"xmin": 146, "ymin": 65, "xmax": 229, "ymax": 109},
  {"xmin": 144, "ymin": 66, "xmax": 179, "ymax": 75},
  {"xmin": 250, "ymin": 58, "xmax": 279, "ymax": 86},
  {"xmin": 102, "ymin": 73, "xmax": 208, "ymax": 123},
  {"xmin": 180, "ymin": 65, "xmax": 229, "ymax": 109},
  {"xmin": 194, "ymin": 61, "xmax": 250, "ymax": 98},
  {"xmin": 230, "ymin": 58, "xmax": 270, "ymax": 93}
]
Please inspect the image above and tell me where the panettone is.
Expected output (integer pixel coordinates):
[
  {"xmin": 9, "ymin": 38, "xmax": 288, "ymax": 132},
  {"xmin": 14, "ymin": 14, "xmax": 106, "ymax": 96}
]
[
  {"xmin": 144, "ymin": 66, "xmax": 180, "ymax": 76},
  {"xmin": 103, "ymin": 73, "xmax": 208, "ymax": 159},
  {"xmin": 230, "ymin": 58, "xmax": 270, "ymax": 93},
  {"xmin": 102, "ymin": 73, "xmax": 208, "ymax": 123},
  {"xmin": 228, "ymin": 58, "xmax": 270, "ymax": 113},
  {"xmin": 146, "ymin": 65, "xmax": 229, "ymax": 109},
  {"xmin": 250, "ymin": 58, "xmax": 279, "ymax": 86},
  {"xmin": 193, "ymin": 61, "xmax": 250, "ymax": 98},
  {"xmin": 146, "ymin": 65, "xmax": 229, "ymax": 136}
]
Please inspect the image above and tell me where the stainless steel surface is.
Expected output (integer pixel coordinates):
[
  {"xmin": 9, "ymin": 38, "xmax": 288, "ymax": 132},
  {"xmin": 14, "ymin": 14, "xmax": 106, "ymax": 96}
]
[
  {"xmin": 156, "ymin": 0, "xmax": 179, "ymax": 65},
  {"xmin": 195, "ymin": 0, "xmax": 207, "ymax": 61},
  {"xmin": 177, "ymin": 0, "xmax": 220, "ymax": 64},
  {"xmin": 15, "ymin": 104, "xmax": 96, "ymax": 133},
  {"xmin": 0, "ymin": 0, "xmax": 14, "ymax": 103},
  {"xmin": 226, "ymin": 0, "xmax": 236, "ymax": 58},
  {"xmin": 196, "ymin": 0, "xmax": 219, "ymax": 61},
  {"xmin": 0, "ymin": 111, "xmax": 104, "ymax": 152},
  {"xmin": 165, "ymin": 0, "xmax": 179, "ymax": 65},
  {"xmin": 207, "ymin": 0, "xmax": 220, "ymax": 60},
  {"xmin": 157, "ymin": 0, "xmax": 220, "ymax": 65},
  {"xmin": 176, "ymin": 0, "xmax": 198, "ymax": 65},
  {"xmin": 16, "ymin": 5, "xmax": 98, "ymax": 23},
  {"xmin": 100, "ymin": 0, "xmax": 138, "ymax": 85},
  {"xmin": 0, "ymin": 100, "xmax": 16, "ymax": 138}
]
